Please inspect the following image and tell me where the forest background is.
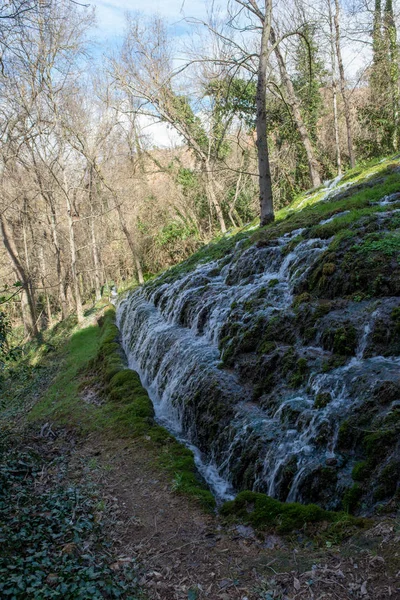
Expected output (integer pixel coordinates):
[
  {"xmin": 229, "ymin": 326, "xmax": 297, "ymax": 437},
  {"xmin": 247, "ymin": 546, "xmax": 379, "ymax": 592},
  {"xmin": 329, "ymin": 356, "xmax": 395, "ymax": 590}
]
[{"xmin": 0, "ymin": 0, "xmax": 399, "ymax": 345}]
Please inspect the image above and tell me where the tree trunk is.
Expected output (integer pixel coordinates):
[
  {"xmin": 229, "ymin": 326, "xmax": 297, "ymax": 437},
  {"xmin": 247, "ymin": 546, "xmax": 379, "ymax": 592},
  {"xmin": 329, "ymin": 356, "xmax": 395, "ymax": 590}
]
[
  {"xmin": 334, "ymin": 0, "xmax": 355, "ymax": 168},
  {"xmin": 256, "ymin": 16, "xmax": 274, "ymax": 226},
  {"xmin": 270, "ymin": 27, "xmax": 321, "ymax": 188},
  {"xmin": 0, "ymin": 215, "xmax": 38, "ymax": 337},
  {"xmin": 88, "ymin": 166, "xmax": 102, "ymax": 302},
  {"xmin": 116, "ymin": 204, "xmax": 145, "ymax": 285},
  {"xmin": 39, "ymin": 245, "xmax": 52, "ymax": 327},
  {"xmin": 63, "ymin": 171, "xmax": 83, "ymax": 323},
  {"xmin": 49, "ymin": 201, "xmax": 68, "ymax": 320},
  {"xmin": 384, "ymin": 0, "xmax": 400, "ymax": 151},
  {"xmin": 328, "ymin": 0, "xmax": 342, "ymax": 175},
  {"xmin": 205, "ymin": 163, "xmax": 227, "ymax": 233},
  {"xmin": 332, "ymin": 81, "xmax": 342, "ymax": 176}
]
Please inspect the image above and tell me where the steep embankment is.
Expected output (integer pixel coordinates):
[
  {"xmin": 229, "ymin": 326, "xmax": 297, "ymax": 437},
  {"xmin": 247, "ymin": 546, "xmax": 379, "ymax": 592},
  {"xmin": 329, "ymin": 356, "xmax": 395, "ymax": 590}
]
[{"xmin": 118, "ymin": 157, "xmax": 400, "ymax": 514}]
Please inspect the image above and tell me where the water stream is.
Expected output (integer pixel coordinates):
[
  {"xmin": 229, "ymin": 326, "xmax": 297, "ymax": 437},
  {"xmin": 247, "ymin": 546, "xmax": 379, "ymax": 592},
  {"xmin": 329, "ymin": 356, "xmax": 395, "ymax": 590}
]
[{"xmin": 116, "ymin": 222, "xmax": 400, "ymax": 506}]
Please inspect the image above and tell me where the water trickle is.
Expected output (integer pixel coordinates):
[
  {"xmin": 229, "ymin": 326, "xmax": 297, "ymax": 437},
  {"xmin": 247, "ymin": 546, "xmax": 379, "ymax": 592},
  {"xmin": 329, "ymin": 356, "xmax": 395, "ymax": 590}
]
[{"xmin": 319, "ymin": 211, "xmax": 350, "ymax": 225}]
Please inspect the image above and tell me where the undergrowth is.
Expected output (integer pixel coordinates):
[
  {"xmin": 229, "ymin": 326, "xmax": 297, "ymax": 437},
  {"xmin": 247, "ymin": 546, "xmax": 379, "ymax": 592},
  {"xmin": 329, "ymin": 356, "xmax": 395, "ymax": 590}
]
[{"xmin": 0, "ymin": 445, "xmax": 140, "ymax": 599}]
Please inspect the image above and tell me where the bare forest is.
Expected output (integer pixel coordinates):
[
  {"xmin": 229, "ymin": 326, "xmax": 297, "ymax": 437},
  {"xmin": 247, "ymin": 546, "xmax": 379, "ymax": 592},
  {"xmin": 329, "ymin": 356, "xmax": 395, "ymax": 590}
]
[{"xmin": 1, "ymin": 0, "xmax": 399, "ymax": 339}]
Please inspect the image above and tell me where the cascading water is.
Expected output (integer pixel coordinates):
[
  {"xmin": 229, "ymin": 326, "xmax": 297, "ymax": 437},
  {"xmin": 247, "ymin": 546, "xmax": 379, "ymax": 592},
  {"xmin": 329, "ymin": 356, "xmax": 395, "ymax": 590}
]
[{"xmin": 117, "ymin": 211, "xmax": 400, "ymax": 509}]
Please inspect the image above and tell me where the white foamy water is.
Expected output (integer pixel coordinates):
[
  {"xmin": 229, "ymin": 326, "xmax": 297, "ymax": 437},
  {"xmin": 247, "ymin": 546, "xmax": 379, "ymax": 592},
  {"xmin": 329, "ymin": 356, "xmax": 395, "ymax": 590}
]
[{"xmin": 116, "ymin": 201, "xmax": 400, "ymax": 505}]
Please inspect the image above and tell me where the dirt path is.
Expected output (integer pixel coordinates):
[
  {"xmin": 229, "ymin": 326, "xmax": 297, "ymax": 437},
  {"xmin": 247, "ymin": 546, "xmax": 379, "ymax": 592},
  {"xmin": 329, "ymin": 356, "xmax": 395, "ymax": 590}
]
[{"xmin": 67, "ymin": 433, "xmax": 400, "ymax": 600}]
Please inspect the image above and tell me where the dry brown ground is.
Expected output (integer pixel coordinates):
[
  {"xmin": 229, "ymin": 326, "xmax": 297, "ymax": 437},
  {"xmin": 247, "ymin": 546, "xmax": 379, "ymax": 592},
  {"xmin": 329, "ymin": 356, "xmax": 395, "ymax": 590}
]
[{"xmin": 65, "ymin": 432, "xmax": 400, "ymax": 600}]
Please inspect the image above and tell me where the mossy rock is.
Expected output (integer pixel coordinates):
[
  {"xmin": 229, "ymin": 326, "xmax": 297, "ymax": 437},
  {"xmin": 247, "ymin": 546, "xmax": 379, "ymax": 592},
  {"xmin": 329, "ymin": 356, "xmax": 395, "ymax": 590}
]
[
  {"xmin": 298, "ymin": 466, "xmax": 338, "ymax": 507},
  {"xmin": 352, "ymin": 461, "xmax": 372, "ymax": 482},
  {"xmin": 321, "ymin": 324, "xmax": 357, "ymax": 356},
  {"xmin": 372, "ymin": 380, "xmax": 400, "ymax": 405},
  {"xmin": 268, "ymin": 278, "xmax": 280, "ymax": 288},
  {"xmin": 322, "ymin": 354, "xmax": 348, "ymax": 372},
  {"xmin": 314, "ymin": 392, "xmax": 332, "ymax": 409},
  {"xmin": 220, "ymin": 490, "xmax": 358, "ymax": 534},
  {"xmin": 289, "ymin": 358, "xmax": 309, "ymax": 388},
  {"xmin": 374, "ymin": 461, "xmax": 400, "ymax": 500},
  {"xmin": 293, "ymin": 292, "xmax": 311, "ymax": 307},
  {"xmin": 363, "ymin": 429, "xmax": 397, "ymax": 464},
  {"xmin": 342, "ymin": 484, "xmax": 363, "ymax": 513},
  {"xmin": 322, "ymin": 263, "xmax": 336, "ymax": 276},
  {"xmin": 109, "ymin": 369, "xmax": 142, "ymax": 390}
]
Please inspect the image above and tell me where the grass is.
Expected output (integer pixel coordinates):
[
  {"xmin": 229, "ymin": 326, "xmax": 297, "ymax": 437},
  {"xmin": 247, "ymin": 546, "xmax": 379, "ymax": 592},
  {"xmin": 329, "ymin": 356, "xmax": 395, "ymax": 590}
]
[
  {"xmin": 143, "ymin": 156, "xmax": 400, "ymax": 287},
  {"xmin": 253, "ymin": 168, "xmax": 400, "ymax": 244},
  {"xmin": 24, "ymin": 309, "xmax": 215, "ymax": 512},
  {"xmin": 89, "ymin": 309, "xmax": 216, "ymax": 510},
  {"xmin": 29, "ymin": 325, "xmax": 101, "ymax": 427},
  {"xmin": 356, "ymin": 232, "xmax": 400, "ymax": 259}
]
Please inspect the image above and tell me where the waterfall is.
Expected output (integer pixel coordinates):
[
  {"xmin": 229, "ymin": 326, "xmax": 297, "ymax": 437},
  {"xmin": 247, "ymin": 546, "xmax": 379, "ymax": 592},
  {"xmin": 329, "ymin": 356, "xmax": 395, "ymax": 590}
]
[{"xmin": 117, "ymin": 230, "xmax": 400, "ymax": 508}]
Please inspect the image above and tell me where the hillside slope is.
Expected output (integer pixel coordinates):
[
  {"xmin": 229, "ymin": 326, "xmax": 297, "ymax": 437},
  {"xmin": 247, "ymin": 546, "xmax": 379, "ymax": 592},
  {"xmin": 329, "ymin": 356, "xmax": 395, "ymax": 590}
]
[{"xmin": 118, "ymin": 156, "xmax": 400, "ymax": 514}]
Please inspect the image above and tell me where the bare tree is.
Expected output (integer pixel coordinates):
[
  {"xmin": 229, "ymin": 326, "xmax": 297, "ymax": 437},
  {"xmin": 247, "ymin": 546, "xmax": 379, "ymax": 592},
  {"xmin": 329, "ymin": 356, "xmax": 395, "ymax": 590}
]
[
  {"xmin": 111, "ymin": 15, "xmax": 228, "ymax": 233},
  {"xmin": 334, "ymin": 0, "xmax": 355, "ymax": 168},
  {"xmin": 327, "ymin": 0, "xmax": 342, "ymax": 175}
]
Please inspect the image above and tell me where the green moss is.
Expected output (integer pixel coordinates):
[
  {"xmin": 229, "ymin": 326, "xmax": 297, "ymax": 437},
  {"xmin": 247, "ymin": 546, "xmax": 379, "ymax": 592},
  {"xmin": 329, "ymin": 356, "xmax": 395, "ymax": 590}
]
[
  {"xmin": 268, "ymin": 278, "xmax": 279, "ymax": 288},
  {"xmin": 257, "ymin": 340, "xmax": 276, "ymax": 355},
  {"xmin": 93, "ymin": 311, "xmax": 215, "ymax": 511},
  {"xmin": 363, "ymin": 429, "xmax": 397, "ymax": 464},
  {"xmin": 293, "ymin": 292, "xmax": 312, "ymax": 307},
  {"xmin": 351, "ymin": 461, "xmax": 371, "ymax": 482},
  {"xmin": 337, "ymin": 420, "xmax": 353, "ymax": 450},
  {"xmin": 289, "ymin": 358, "xmax": 308, "ymax": 388},
  {"xmin": 374, "ymin": 461, "xmax": 400, "ymax": 500},
  {"xmin": 321, "ymin": 355, "xmax": 348, "ymax": 372},
  {"xmin": 322, "ymin": 263, "xmax": 336, "ymax": 276},
  {"xmin": 321, "ymin": 325, "xmax": 357, "ymax": 356},
  {"xmin": 252, "ymin": 169, "xmax": 400, "ymax": 246},
  {"xmin": 342, "ymin": 484, "xmax": 362, "ymax": 513},
  {"xmin": 391, "ymin": 306, "xmax": 400, "ymax": 337},
  {"xmin": 281, "ymin": 347, "xmax": 297, "ymax": 374},
  {"xmin": 108, "ymin": 369, "xmax": 142, "ymax": 391},
  {"xmin": 356, "ymin": 232, "xmax": 400, "ymax": 259},
  {"xmin": 220, "ymin": 491, "xmax": 359, "ymax": 535},
  {"xmin": 328, "ymin": 229, "xmax": 357, "ymax": 251},
  {"xmin": 314, "ymin": 392, "xmax": 332, "ymax": 409}
]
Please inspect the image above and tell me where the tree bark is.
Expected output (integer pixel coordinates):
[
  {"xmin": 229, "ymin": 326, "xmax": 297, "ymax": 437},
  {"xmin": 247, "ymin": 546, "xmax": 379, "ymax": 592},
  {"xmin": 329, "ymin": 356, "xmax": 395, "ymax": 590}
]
[
  {"xmin": 328, "ymin": 0, "xmax": 342, "ymax": 175},
  {"xmin": 270, "ymin": 27, "xmax": 321, "ymax": 188},
  {"xmin": 63, "ymin": 170, "xmax": 83, "ymax": 323},
  {"xmin": 0, "ymin": 214, "xmax": 38, "ymax": 337},
  {"xmin": 88, "ymin": 166, "xmax": 102, "ymax": 302},
  {"xmin": 39, "ymin": 245, "xmax": 52, "ymax": 327},
  {"xmin": 205, "ymin": 161, "xmax": 228, "ymax": 233},
  {"xmin": 334, "ymin": 0, "xmax": 355, "ymax": 168},
  {"xmin": 49, "ymin": 201, "xmax": 68, "ymax": 320},
  {"xmin": 256, "ymin": 10, "xmax": 274, "ymax": 226},
  {"xmin": 116, "ymin": 204, "xmax": 145, "ymax": 285}
]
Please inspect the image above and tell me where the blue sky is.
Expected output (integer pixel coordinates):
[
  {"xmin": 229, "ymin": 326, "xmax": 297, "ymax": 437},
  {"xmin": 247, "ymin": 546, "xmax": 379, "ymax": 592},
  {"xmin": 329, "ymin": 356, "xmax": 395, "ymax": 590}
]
[
  {"xmin": 89, "ymin": 1, "xmax": 209, "ymax": 147},
  {"xmin": 92, "ymin": 0, "xmax": 208, "ymax": 40}
]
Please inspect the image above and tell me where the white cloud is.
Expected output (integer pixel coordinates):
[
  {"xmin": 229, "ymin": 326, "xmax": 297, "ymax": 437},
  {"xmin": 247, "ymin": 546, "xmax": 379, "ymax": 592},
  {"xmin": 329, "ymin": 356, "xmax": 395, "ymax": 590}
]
[{"xmin": 138, "ymin": 115, "xmax": 183, "ymax": 149}]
